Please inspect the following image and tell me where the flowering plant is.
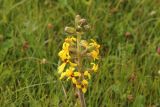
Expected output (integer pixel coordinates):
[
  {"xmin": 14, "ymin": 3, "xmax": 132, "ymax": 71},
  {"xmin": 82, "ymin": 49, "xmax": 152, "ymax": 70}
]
[{"xmin": 58, "ymin": 15, "xmax": 100, "ymax": 107}]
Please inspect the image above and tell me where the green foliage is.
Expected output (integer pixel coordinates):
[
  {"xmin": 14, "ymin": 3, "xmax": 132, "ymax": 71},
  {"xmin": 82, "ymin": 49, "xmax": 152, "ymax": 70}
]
[{"xmin": 0, "ymin": 0, "xmax": 160, "ymax": 106}]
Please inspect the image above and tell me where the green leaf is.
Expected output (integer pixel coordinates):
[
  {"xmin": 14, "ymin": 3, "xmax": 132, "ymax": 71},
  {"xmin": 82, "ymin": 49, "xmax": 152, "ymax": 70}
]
[
  {"xmin": 0, "ymin": 39, "xmax": 13, "ymax": 61},
  {"xmin": 133, "ymin": 95, "xmax": 145, "ymax": 107}
]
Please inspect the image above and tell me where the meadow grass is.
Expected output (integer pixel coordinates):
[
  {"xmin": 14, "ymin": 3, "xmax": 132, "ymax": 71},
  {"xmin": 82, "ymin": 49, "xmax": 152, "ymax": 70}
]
[{"xmin": 0, "ymin": 0, "xmax": 160, "ymax": 107}]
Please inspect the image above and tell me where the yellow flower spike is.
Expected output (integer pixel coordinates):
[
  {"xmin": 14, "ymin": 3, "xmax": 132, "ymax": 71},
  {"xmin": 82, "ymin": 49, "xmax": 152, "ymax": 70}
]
[
  {"xmin": 58, "ymin": 62, "xmax": 66, "ymax": 73},
  {"xmin": 74, "ymin": 72, "xmax": 81, "ymax": 77},
  {"xmin": 91, "ymin": 63, "xmax": 98, "ymax": 72},
  {"xmin": 60, "ymin": 72, "xmax": 66, "ymax": 80},
  {"xmin": 90, "ymin": 50, "xmax": 99, "ymax": 60},
  {"xmin": 84, "ymin": 71, "xmax": 91, "ymax": 79},
  {"xmin": 58, "ymin": 15, "xmax": 100, "ymax": 97},
  {"xmin": 82, "ymin": 87, "xmax": 87, "ymax": 93}
]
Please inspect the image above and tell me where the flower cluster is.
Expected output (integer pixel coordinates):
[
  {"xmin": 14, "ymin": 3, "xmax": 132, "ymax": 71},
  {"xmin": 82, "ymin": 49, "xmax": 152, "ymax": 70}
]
[{"xmin": 58, "ymin": 15, "xmax": 100, "ymax": 93}]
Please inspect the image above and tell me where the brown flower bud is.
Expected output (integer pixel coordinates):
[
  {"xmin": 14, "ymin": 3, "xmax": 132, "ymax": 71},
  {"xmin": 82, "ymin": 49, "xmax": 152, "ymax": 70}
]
[
  {"xmin": 127, "ymin": 94, "xmax": 134, "ymax": 102},
  {"xmin": 110, "ymin": 8, "xmax": 118, "ymax": 14},
  {"xmin": 22, "ymin": 41, "xmax": 29, "ymax": 50},
  {"xmin": 74, "ymin": 93, "xmax": 79, "ymax": 99},
  {"xmin": 129, "ymin": 72, "xmax": 136, "ymax": 83},
  {"xmin": 47, "ymin": 23, "xmax": 54, "ymax": 29},
  {"xmin": 125, "ymin": 32, "xmax": 132, "ymax": 38}
]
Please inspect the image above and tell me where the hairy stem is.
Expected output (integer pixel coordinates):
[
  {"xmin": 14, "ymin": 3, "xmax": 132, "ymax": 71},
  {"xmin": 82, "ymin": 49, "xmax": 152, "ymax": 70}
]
[{"xmin": 77, "ymin": 33, "xmax": 86, "ymax": 107}]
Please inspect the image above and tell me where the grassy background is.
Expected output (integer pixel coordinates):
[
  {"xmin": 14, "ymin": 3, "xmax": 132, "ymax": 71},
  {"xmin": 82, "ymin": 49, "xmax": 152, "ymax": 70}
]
[{"xmin": 0, "ymin": 0, "xmax": 160, "ymax": 107}]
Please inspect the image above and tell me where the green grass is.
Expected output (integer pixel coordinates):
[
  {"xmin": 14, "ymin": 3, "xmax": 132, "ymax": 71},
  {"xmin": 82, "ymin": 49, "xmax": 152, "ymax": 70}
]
[{"xmin": 0, "ymin": 0, "xmax": 160, "ymax": 107}]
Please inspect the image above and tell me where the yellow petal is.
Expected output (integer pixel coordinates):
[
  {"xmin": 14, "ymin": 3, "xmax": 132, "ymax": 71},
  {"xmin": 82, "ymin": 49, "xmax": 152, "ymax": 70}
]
[
  {"xmin": 89, "ymin": 39, "xmax": 100, "ymax": 49},
  {"xmin": 84, "ymin": 71, "xmax": 91, "ymax": 79},
  {"xmin": 82, "ymin": 79, "xmax": 88, "ymax": 85},
  {"xmin": 90, "ymin": 50, "xmax": 99, "ymax": 60},
  {"xmin": 65, "ymin": 67, "xmax": 75, "ymax": 76},
  {"xmin": 91, "ymin": 63, "xmax": 98, "ymax": 72},
  {"xmin": 76, "ymin": 84, "xmax": 81, "ymax": 89},
  {"xmin": 74, "ymin": 72, "xmax": 81, "ymax": 77},
  {"xmin": 58, "ymin": 63, "xmax": 66, "ymax": 73},
  {"xmin": 72, "ymin": 77, "xmax": 77, "ymax": 84},
  {"xmin": 71, "ymin": 37, "xmax": 76, "ymax": 41},
  {"xmin": 62, "ymin": 42, "xmax": 70, "ymax": 50},
  {"xmin": 65, "ymin": 37, "xmax": 76, "ymax": 43},
  {"xmin": 58, "ymin": 50, "xmax": 70, "ymax": 61},
  {"xmin": 59, "ymin": 72, "xmax": 66, "ymax": 80},
  {"xmin": 69, "ymin": 61, "xmax": 77, "ymax": 67},
  {"xmin": 66, "ymin": 69, "xmax": 73, "ymax": 77}
]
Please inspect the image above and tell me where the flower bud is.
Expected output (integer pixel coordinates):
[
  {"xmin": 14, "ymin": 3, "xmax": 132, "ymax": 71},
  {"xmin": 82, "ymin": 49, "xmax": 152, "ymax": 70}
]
[
  {"xmin": 75, "ymin": 15, "xmax": 81, "ymax": 27},
  {"xmin": 125, "ymin": 32, "xmax": 131, "ymax": 38},
  {"xmin": 65, "ymin": 27, "xmax": 76, "ymax": 34},
  {"xmin": 47, "ymin": 23, "xmax": 54, "ymax": 29},
  {"xmin": 84, "ymin": 25, "xmax": 90, "ymax": 31},
  {"xmin": 79, "ymin": 19, "xmax": 87, "ymax": 26},
  {"xmin": 127, "ymin": 94, "xmax": 134, "ymax": 102},
  {"xmin": 22, "ymin": 41, "xmax": 29, "ymax": 50},
  {"xmin": 41, "ymin": 58, "xmax": 47, "ymax": 64},
  {"xmin": 76, "ymin": 26, "xmax": 82, "ymax": 32}
]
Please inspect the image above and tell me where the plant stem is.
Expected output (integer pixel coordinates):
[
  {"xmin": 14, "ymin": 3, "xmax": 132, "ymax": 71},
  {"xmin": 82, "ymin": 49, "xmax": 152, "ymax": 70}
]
[
  {"xmin": 77, "ymin": 33, "xmax": 86, "ymax": 107},
  {"xmin": 78, "ymin": 89, "xmax": 86, "ymax": 107}
]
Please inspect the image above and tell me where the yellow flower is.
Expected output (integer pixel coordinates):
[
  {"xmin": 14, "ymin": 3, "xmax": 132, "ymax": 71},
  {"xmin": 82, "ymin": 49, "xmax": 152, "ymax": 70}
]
[
  {"xmin": 76, "ymin": 84, "xmax": 81, "ymax": 89},
  {"xmin": 58, "ymin": 62, "xmax": 66, "ymax": 73},
  {"xmin": 91, "ymin": 63, "xmax": 98, "ymax": 72},
  {"xmin": 90, "ymin": 50, "xmax": 99, "ymax": 60},
  {"xmin": 82, "ymin": 88, "xmax": 87, "ymax": 93},
  {"xmin": 58, "ymin": 42, "xmax": 71, "ymax": 61},
  {"xmin": 82, "ymin": 79, "xmax": 88, "ymax": 85},
  {"xmin": 81, "ymin": 79, "xmax": 88, "ymax": 93},
  {"xmin": 58, "ymin": 50, "xmax": 70, "ymax": 61},
  {"xmin": 90, "ymin": 39, "xmax": 100, "ymax": 49},
  {"xmin": 65, "ymin": 37, "xmax": 76, "ymax": 43},
  {"xmin": 65, "ymin": 67, "xmax": 75, "ymax": 77},
  {"xmin": 84, "ymin": 71, "xmax": 91, "ymax": 79},
  {"xmin": 62, "ymin": 42, "xmax": 70, "ymax": 50}
]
